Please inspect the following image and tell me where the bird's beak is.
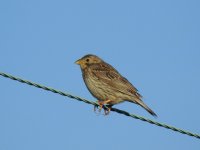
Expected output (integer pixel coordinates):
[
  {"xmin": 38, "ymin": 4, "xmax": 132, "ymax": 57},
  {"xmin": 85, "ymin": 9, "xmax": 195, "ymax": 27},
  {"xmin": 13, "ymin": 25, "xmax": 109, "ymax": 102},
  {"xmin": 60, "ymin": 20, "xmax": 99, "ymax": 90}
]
[{"xmin": 75, "ymin": 59, "xmax": 81, "ymax": 65}]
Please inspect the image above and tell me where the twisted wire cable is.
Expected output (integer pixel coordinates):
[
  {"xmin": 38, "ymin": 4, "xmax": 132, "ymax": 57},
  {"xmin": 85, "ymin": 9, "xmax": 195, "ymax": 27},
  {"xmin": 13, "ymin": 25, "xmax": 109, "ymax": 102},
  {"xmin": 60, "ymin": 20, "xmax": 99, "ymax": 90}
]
[{"xmin": 0, "ymin": 71, "xmax": 199, "ymax": 139}]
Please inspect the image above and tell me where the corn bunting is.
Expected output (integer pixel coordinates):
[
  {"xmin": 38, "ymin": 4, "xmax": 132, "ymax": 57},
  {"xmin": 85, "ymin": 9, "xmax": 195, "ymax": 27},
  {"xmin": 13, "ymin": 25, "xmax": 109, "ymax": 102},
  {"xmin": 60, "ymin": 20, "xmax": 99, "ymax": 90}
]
[{"xmin": 75, "ymin": 54, "xmax": 157, "ymax": 116}]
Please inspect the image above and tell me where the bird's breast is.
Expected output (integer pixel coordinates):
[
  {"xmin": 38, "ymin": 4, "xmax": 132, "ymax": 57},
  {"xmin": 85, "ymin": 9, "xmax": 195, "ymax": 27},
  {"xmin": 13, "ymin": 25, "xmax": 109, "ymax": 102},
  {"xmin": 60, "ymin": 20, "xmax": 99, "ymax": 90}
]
[
  {"xmin": 82, "ymin": 69, "xmax": 125, "ymax": 104},
  {"xmin": 82, "ymin": 69, "xmax": 110, "ymax": 101}
]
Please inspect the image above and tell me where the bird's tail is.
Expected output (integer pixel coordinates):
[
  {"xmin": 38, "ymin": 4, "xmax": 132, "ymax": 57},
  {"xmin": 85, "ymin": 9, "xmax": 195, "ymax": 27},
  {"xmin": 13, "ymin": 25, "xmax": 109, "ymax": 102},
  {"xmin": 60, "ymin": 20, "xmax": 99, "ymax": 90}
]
[{"xmin": 129, "ymin": 99, "xmax": 157, "ymax": 117}]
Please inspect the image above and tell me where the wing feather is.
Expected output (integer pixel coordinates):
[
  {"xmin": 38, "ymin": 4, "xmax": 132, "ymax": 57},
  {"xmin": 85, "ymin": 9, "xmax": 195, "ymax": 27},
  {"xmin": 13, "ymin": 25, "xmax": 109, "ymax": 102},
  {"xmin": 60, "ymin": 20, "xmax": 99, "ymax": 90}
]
[{"xmin": 90, "ymin": 63, "xmax": 142, "ymax": 99}]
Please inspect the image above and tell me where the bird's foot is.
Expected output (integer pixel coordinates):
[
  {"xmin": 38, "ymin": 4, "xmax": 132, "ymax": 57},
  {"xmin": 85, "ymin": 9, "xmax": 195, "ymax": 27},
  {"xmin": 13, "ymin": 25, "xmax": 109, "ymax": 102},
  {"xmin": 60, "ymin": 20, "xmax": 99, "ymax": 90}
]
[
  {"xmin": 94, "ymin": 100, "xmax": 112, "ymax": 115},
  {"xmin": 94, "ymin": 105, "xmax": 101, "ymax": 115},
  {"xmin": 104, "ymin": 107, "xmax": 111, "ymax": 115}
]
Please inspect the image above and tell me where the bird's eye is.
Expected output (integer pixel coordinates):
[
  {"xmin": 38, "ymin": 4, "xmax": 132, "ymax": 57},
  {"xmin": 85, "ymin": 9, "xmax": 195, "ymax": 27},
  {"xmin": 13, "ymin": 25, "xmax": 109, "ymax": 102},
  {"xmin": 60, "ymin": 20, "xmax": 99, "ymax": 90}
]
[{"xmin": 86, "ymin": 59, "xmax": 90, "ymax": 62}]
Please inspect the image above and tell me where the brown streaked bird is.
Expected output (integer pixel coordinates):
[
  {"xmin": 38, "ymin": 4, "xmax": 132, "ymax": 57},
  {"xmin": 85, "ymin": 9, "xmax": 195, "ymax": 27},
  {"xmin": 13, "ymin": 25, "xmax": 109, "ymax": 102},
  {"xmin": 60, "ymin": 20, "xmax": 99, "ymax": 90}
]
[{"xmin": 75, "ymin": 54, "xmax": 157, "ymax": 117}]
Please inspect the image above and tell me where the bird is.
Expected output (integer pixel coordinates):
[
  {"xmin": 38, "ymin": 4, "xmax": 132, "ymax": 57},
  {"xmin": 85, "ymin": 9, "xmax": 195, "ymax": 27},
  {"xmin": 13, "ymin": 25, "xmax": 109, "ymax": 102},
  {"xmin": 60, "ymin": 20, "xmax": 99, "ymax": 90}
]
[{"xmin": 75, "ymin": 54, "xmax": 157, "ymax": 117}]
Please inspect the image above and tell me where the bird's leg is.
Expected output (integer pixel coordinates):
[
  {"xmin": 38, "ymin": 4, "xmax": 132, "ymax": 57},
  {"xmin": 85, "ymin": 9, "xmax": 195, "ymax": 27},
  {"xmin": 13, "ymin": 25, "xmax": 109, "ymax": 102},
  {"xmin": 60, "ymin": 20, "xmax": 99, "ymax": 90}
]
[
  {"xmin": 93, "ymin": 100, "xmax": 103, "ymax": 114},
  {"xmin": 94, "ymin": 100, "xmax": 112, "ymax": 115},
  {"xmin": 102, "ymin": 100, "xmax": 112, "ymax": 115},
  {"xmin": 97, "ymin": 100, "xmax": 104, "ymax": 112}
]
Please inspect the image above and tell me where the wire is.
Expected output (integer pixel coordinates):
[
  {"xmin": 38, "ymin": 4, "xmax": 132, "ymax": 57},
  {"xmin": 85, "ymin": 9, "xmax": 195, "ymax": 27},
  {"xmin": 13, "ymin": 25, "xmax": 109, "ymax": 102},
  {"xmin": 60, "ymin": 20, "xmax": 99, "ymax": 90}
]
[{"xmin": 0, "ymin": 71, "xmax": 200, "ymax": 139}]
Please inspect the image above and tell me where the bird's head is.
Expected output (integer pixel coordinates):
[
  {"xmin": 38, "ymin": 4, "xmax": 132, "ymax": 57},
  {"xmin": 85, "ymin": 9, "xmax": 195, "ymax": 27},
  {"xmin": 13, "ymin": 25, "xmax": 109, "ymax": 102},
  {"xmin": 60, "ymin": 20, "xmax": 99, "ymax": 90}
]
[{"xmin": 75, "ymin": 54, "xmax": 102, "ymax": 69}]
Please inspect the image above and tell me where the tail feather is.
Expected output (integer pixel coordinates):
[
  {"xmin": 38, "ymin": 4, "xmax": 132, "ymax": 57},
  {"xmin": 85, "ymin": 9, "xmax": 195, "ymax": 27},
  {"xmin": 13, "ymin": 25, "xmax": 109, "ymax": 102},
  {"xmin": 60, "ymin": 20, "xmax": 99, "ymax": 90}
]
[
  {"xmin": 129, "ymin": 99, "xmax": 157, "ymax": 117},
  {"xmin": 137, "ymin": 100, "xmax": 157, "ymax": 117}
]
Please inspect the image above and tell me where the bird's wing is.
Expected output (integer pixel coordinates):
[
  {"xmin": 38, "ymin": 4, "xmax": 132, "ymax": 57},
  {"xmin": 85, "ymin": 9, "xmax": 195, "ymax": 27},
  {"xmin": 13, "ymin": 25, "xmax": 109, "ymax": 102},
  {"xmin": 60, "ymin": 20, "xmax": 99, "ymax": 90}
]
[{"xmin": 90, "ymin": 63, "xmax": 142, "ymax": 99}]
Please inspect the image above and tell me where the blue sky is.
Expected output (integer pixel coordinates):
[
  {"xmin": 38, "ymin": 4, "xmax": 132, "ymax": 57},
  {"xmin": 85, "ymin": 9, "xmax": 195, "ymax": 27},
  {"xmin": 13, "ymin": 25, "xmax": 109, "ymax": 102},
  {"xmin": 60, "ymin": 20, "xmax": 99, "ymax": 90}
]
[{"xmin": 0, "ymin": 0, "xmax": 200, "ymax": 149}]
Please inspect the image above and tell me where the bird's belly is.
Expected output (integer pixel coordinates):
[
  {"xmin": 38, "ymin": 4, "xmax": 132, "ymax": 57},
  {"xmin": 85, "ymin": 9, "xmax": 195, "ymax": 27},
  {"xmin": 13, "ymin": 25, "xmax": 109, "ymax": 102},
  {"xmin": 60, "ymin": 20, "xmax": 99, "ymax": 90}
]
[{"xmin": 84, "ymin": 76, "xmax": 117, "ymax": 102}]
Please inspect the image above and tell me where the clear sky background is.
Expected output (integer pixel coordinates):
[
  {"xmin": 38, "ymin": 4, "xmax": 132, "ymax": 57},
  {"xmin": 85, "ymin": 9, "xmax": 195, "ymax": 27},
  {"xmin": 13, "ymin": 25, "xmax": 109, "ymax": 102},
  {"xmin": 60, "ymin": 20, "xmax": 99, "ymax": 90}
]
[{"xmin": 0, "ymin": 0, "xmax": 200, "ymax": 149}]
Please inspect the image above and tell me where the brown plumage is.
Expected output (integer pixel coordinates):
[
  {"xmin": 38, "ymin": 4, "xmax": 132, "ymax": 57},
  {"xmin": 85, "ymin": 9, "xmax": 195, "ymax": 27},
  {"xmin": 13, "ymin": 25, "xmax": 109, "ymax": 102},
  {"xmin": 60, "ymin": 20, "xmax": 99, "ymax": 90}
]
[{"xmin": 75, "ymin": 54, "xmax": 157, "ymax": 116}]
